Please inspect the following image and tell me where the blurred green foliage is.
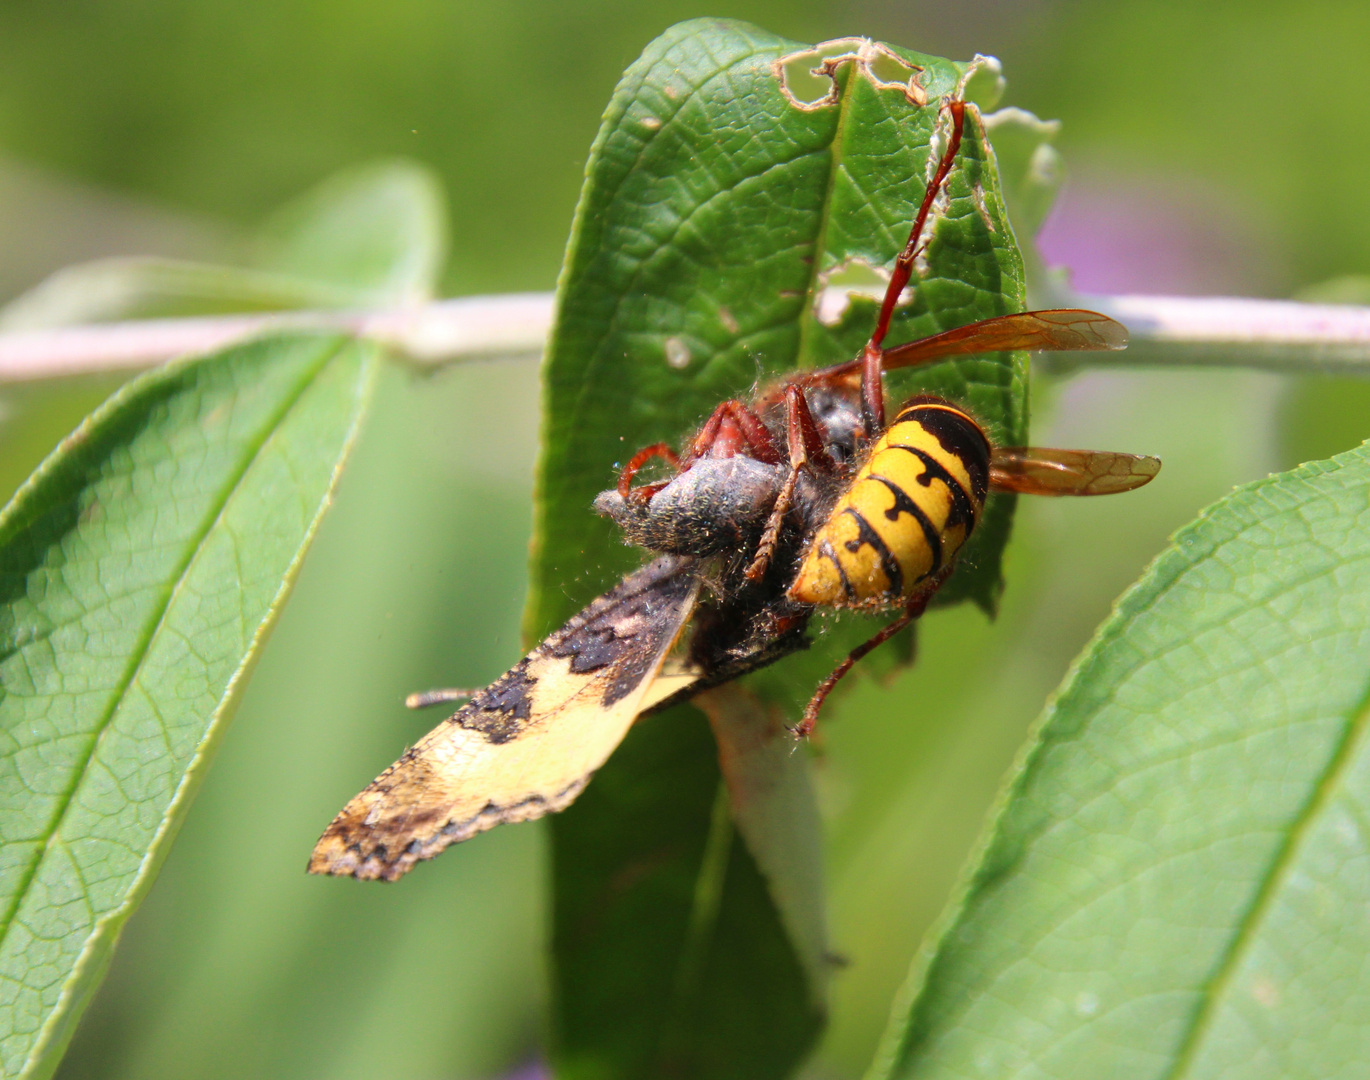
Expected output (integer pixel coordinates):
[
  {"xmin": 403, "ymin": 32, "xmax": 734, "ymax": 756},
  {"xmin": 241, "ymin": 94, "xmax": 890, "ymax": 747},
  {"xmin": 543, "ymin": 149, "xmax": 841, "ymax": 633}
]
[
  {"xmin": 0, "ymin": 2, "xmax": 1365, "ymax": 1079},
  {"xmin": 0, "ymin": 0, "xmax": 1367, "ymax": 298},
  {"xmin": 48, "ymin": 360, "xmax": 549, "ymax": 1080}
]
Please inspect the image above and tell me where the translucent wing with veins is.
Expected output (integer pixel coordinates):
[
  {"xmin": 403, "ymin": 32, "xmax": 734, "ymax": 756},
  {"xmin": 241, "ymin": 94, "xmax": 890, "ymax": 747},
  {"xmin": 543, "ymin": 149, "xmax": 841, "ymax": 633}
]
[
  {"xmin": 799, "ymin": 309, "xmax": 1129, "ymax": 388},
  {"xmin": 881, "ymin": 309, "xmax": 1129, "ymax": 370},
  {"xmin": 989, "ymin": 446, "xmax": 1162, "ymax": 497}
]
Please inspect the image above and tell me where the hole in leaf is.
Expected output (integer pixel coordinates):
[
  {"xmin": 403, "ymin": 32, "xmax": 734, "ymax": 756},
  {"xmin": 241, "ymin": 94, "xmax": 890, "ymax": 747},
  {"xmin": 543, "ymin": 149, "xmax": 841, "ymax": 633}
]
[{"xmin": 773, "ymin": 38, "xmax": 927, "ymax": 111}]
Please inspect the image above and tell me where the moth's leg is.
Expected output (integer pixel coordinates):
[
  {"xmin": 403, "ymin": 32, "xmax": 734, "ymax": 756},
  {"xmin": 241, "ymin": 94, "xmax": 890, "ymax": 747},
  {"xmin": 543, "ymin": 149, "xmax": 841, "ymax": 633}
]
[
  {"xmin": 405, "ymin": 688, "xmax": 478, "ymax": 710},
  {"xmin": 792, "ymin": 563, "xmax": 954, "ymax": 738},
  {"xmin": 745, "ymin": 386, "xmax": 837, "ymax": 582}
]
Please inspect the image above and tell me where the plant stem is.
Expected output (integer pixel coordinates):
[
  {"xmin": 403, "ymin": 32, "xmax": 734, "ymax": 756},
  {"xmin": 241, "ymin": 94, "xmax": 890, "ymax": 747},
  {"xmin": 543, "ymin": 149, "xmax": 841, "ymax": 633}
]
[
  {"xmin": 1055, "ymin": 294, "xmax": 1370, "ymax": 377},
  {"xmin": 1, "ymin": 292, "xmax": 1368, "ymax": 384},
  {"xmin": 0, "ymin": 293, "xmax": 554, "ymax": 382}
]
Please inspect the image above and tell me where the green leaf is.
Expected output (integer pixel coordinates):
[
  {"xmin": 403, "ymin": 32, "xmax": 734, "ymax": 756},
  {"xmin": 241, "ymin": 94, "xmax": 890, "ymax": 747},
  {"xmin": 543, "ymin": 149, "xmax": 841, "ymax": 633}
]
[
  {"xmin": 532, "ymin": 18, "xmax": 1028, "ymax": 1078},
  {"xmin": 696, "ymin": 685, "xmax": 827, "ymax": 1003},
  {"xmin": 0, "ymin": 333, "xmax": 378, "ymax": 1080},
  {"xmin": 1295, "ymin": 274, "xmax": 1370, "ymax": 305},
  {"xmin": 870, "ymin": 441, "xmax": 1370, "ymax": 1080},
  {"xmin": 531, "ymin": 20, "xmax": 1025, "ymax": 636},
  {"xmin": 0, "ymin": 160, "xmax": 446, "ymax": 330},
  {"xmin": 0, "ymin": 258, "xmax": 356, "ymax": 330},
  {"xmin": 551, "ymin": 703, "xmax": 822, "ymax": 1080},
  {"xmin": 252, "ymin": 158, "xmax": 446, "ymax": 306},
  {"xmin": 980, "ymin": 108, "xmax": 1061, "ymax": 248},
  {"xmin": 980, "ymin": 108, "xmax": 1067, "ymax": 307}
]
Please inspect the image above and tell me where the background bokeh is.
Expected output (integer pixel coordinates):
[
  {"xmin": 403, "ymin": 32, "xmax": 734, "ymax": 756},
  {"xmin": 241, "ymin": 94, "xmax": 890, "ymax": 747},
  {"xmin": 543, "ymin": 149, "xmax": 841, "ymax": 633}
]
[{"xmin": 0, "ymin": 2, "xmax": 1366, "ymax": 1078}]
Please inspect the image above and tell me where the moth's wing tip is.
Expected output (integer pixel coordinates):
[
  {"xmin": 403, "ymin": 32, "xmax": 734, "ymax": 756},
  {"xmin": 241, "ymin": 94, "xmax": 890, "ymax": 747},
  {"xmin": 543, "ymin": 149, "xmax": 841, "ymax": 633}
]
[
  {"xmin": 306, "ymin": 800, "xmax": 416, "ymax": 881},
  {"xmin": 305, "ymin": 781, "xmax": 579, "ymax": 882},
  {"xmin": 307, "ymin": 840, "xmax": 417, "ymax": 881}
]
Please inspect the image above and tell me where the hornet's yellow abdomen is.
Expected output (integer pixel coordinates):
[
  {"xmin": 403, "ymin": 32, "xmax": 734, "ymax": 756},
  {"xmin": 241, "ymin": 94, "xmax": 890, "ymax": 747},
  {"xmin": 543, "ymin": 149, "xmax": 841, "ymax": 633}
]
[{"xmin": 789, "ymin": 400, "xmax": 990, "ymax": 608}]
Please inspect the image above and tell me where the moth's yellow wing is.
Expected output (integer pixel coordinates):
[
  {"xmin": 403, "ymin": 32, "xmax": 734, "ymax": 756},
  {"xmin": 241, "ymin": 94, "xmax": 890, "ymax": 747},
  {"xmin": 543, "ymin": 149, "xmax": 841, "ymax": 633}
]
[
  {"xmin": 636, "ymin": 656, "xmax": 703, "ymax": 713},
  {"xmin": 310, "ymin": 556, "xmax": 700, "ymax": 881}
]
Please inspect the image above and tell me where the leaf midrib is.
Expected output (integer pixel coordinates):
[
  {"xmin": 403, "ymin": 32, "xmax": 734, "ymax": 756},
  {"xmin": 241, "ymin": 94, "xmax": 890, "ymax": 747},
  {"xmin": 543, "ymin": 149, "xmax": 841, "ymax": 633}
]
[
  {"xmin": 793, "ymin": 62, "xmax": 860, "ymax": 371},
  {"xmin": 1162, "ymin": 667, "xmax": 1370, "ymax": 1079},
  {"xmin": 0, "ymin": 337, "xmax": 344, "ymax": 960}
]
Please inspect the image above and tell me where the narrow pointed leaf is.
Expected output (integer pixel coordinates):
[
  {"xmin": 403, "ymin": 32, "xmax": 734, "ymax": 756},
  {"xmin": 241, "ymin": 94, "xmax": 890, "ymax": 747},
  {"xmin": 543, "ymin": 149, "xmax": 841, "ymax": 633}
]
[
  {"xmin": 0, "ymin": 160, "xmax": 446, "ymax": 330},
  {"xmin": 0, "ymin": 333, "xmax": 379, "ymax": 1079},
  {"xmin": 872, "ymin": 442, "xmax": 1370, "ymax": 1080},
  {"xmin": 253, "ymin": 159, "xmax": 447, "ymax": 306},
  {"xmin": 0, "ymin": 258, "xmax": 359, "ymax": 331}
]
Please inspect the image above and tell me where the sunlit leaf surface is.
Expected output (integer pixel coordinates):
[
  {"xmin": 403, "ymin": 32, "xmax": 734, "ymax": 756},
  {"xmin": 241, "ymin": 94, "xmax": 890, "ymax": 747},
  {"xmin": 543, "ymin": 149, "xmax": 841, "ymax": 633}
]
[
  {"xmin": 0, "ymin": 334, "xmax": 378, "ymax": 1079},
  {"xmin": 873, "ymin": 442, "xmax": 1370, "ymax": 1080}
]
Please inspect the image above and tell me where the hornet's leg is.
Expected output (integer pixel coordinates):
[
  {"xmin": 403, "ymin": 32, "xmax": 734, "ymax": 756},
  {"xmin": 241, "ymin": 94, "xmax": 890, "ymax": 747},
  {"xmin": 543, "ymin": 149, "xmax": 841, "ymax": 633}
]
[
  {"xmin": 859, "ymin": 98, "xmax": 967, "ymax": 438},
  {"xmin": 618, "ymin": 399, "xmax": 780, "ymax": 503},
  {"xmin": 616, "ymin": 443, "xmax": 680, "ymax": 501},
  {"xmin": 792, "ymin": 563, "xmax": 955, "ymax": 739},
  {"xmin": 745, "ymin": 385, "xmax": 838, "ymax": 581},
  {"xmin": 682, "ymin": 399, "xmax": 781, "ymax": 466}
]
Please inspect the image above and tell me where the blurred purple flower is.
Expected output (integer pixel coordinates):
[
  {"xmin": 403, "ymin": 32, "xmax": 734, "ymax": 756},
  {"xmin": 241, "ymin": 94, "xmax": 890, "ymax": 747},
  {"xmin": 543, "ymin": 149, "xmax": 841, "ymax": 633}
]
[
  {"xmin": 494, "ymin": 1062, "xmax": 549, "ymax": 1080},
  {"xmin": 1037, "ymin": 166, "xmax": 1285, "ymax": 297}
]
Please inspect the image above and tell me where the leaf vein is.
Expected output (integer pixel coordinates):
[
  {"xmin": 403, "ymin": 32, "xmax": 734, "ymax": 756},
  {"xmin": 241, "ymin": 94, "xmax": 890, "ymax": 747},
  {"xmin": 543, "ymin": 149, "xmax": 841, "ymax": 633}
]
[{"xmin": 1162, "ymin": 667, "xmax": 1370, "ymax": 1078}]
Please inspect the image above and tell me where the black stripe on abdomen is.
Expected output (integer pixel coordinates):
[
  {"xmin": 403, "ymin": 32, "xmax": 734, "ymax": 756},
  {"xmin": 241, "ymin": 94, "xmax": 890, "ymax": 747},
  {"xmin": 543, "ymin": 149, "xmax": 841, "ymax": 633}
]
[
  {"xmin": 841, "ymin": 507, "xmax": 903, "ymax": 597},
  {"xmin": 818, "ymin": 539, "xmax": 857, "ymax": 603},
  {"xmin": 893, "ymin": 405, "xmax": 991, "ymax": 502},
  {"xmin": 868, "ymin": 473, "xmax": 942, "ymax": 573},
  {"xmin": 887, "ymin": 444, "xmax": 980, "ymax": 532}
]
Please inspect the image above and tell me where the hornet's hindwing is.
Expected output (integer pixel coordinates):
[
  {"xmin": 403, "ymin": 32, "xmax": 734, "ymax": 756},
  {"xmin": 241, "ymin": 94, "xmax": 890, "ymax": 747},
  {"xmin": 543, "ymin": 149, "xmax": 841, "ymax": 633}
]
[{"xmin": 309, "ymin": 556, "xmax": 701, "ymax": 881}]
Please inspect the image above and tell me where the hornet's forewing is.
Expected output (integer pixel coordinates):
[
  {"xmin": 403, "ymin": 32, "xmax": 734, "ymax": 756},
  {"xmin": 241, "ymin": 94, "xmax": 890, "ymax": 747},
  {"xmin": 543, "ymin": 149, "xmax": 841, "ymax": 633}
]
[{"xmin": 310, "ymin": 556, "xmax": 701, "ymax": 881}]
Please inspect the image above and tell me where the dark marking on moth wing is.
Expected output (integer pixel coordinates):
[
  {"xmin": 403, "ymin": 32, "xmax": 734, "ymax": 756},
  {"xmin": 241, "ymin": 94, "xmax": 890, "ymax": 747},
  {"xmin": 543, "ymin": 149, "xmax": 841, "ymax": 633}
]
[
  {"xmin": 327, "ymin": 776, "xmax": 592, "ymax": 882},
  {"xmin": 542, "ymin": 555, "xmax": 699, "ymax": 708},
  {"xmin": 445, "ymin": 556, "xmax": 697, "ymax": 743},
  {"xmin": 457, "ymin": 660, "xmax": 536, "ymax": 743},
  {"xmin": 841, "ymin": 507, "xmax": 904, "ymax": 597}
]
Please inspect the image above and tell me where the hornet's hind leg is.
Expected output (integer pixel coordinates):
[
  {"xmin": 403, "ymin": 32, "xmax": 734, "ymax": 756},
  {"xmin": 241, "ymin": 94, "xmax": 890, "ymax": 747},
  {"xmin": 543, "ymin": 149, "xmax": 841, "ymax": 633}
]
[{"xmin": 792, "ymin": 563, "xmax": 955, "ymax": 739}]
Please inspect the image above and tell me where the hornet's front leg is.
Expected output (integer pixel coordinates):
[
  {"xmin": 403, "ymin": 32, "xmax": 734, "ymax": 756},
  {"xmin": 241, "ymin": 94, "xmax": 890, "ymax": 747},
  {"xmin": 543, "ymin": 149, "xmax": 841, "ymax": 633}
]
[
  {"xmin": 744, "ymin": 385, "xmax": 839, "ymax": 582},
  {"xmin": 617, "ymin": 399, "xmax": 780, "ymax": 503}
]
